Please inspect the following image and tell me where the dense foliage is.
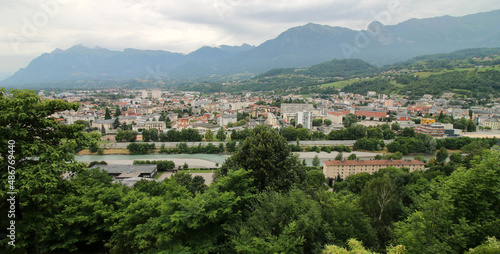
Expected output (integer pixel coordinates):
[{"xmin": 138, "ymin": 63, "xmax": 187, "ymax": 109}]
[
  {"xmin": 132, "ymin": 160, "xmax": 176, "ymax": 171},
  {"xmin": 342, "ymin": 78, "xmax": 398, "ymax": 96}
]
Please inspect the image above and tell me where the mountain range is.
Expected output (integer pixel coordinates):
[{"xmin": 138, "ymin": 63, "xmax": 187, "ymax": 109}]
[{"xmin": 2, "ymin": 9, "xmax": 500, "ymax": 88}]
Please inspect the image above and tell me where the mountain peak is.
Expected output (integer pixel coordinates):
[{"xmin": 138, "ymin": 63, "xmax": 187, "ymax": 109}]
[{"xmin": 66, "ymin": 44, "xmax": 90, "ymax": 51}]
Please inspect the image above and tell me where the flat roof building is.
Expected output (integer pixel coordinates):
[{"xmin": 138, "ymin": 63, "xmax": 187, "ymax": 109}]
[
  {"xmin": 90, "ymin": 164, "xmax": 158, "ymax": 179},
  {"xmin": 323, "ymin": 159, "xmax": 425, "ymax": 179},
  {"xmin": 414, "ymin": 124, "xmax": 445, "ymax": 137}
]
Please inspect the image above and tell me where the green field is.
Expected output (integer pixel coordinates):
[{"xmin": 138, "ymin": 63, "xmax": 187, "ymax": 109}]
[
  {"xmin": 320, "ymin": 78, "xmax": 373, "ymax": 88},
  {"xmin": 389, "ymin": 80, "xmax": 406, "ymax": 88},
  {"xmin": 414, "ymin": 66, "xmax": 500, "ymax": 77},
  {"xmin": 413, "ymin": 69, "xmax": 461, "ymax": 78},
  {"xmin": 476, "ymin": 65, "xmax": 500, "ymax": 72}
]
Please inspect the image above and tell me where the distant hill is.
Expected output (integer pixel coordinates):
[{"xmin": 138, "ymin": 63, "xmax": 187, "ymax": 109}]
[
  {"xmin": 384, "ymin": 48, "xmax": 500, "ymax": 70},
  {"xmin": 256, "ymin": 59, "xmax": 376, "ymax": 78},
  {"xmin": 178, "ymin": 48, "xmax": 500, "ymax": 95},
  {"xmin": 2, "ymin": 9, "xmax": 500, "ymax": 88}
]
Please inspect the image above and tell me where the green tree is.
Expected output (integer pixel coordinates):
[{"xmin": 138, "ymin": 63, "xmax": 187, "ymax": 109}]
[
  {"xmin": 226, "ymin": 140, "xmax": 237, "ymax": 153},
  {"xmin": 231, "ymin": 190, "xmax": 317, "ymax": 252},
  {"xmin": 101, "ymin": 124, "xmax": 106, "ymax": 135},
  {"xmin": 312, "ymin": 155, "xmax": 321, "ymax": 167},
  {"xmin": 89, "ymin": 142, "xmax": 99, "ymax": 153},
  {"xmin": 142, "ymin": 129, "xmax": 152, "ymax": 142},
  {"xmin": 449, "ymin": 152, "xmax": 463, "ymax": 167},
  {"xmin": 466, "ymin": 237, "xmax": 500, "ymax": 253},
  {"xmin": 324, "ymin": 119, "xmax": 332, "ymax": 126},
  {"xmin": 112, "ymin": 117, "xmax": 120, "ymax": 129},
  {"xmin": 347, "ymin": 153, "xmax": 357, "ymax": 160},
  {"xmin": 399, "ymin": 127, "xmax": 415, "ymax": 137},
  {"xmin": 296, "ymin": 127, "xmax": 310, "ymax": 140},
  {"xmin": 335, "ymin": 152, "xmax": 343, "ymax": 160},
  {"xmin": 391, "ymin": 122, "xmax": 401, "ymax": 131},
  {"xmin": 127, "ymin": 143, "xmax": 155, "ymax": 154},
  {"xmin": 343, "ymin": 114, "xmax": 359, "ymax": 128},
  {"xmin": 114, "ymin": 106, "xmax": 121, "ymax": 117},
  {"xmin": 149, "ymin": 128, "xmax": 159, "ymax": 141},
  {"xmin": 0, "ymin": 88, "xmax": 95, "ymax": 252},
  {"xmin": 42, "ymin": 168, "xmax": 121, "ymax": 252},
  {"xmin": 313, "ymin": 118, "xmax": 323, "ymax": 126},
  {"xmin": 170, "ymin": 172, "xmax": 207, "ymax": 194},
  {"xmin": 343, "ymin": 172, "xmax": 373, "ymax": 194},
  {"xmin": 219, "ymin": 124, "xmax": 306, "ymax": 192},
  {"xmin": 383, "ymin": 129, "xmax": 396, "ymax": 139},
  {"xmin": 115, "ymin": 130, "xmax": 138, "ymax": 142},
  {"xmin": 436, "ymin": 147, "xmax": 449, "ymax": 163},
  {"xmin": 394, "ymin": 150, "xmax": 500, "ymax": 253},
  {"xmin": 281, "ymin": 126, "xmax": 298, "ymax": 141},
  {"xmin": 467, "ymin": 119, "xmax": 477, "ymax": 132},
  {"xmin": 204, "ymin": 129, "xmax": 214, "ymax": 141},
  {"xmin": 216, "ymin": 128, "xmax": 226, "ymax": 141},
  {"xmin": 180, "ymin": 128, "xmax": 203, "ymax": 141},
  {"xmin": 104, "ymin": 107, "xmax": 111, "ymax": 119},
  {"xmin": 323, "ymin": 239, "xmax": 376, "ymax": 254},
  {"xmin": 422, "ymin": 135, "xmax": 437, "ymax": 154},
  {"xmin": 360, "ymin": 176, "xmax": 401, "ymax": 248},
  {"xmin": 74, "ymin": 120, "xmax": 90, "ymax": 128},
  {"xmin": 367, "ymin": 127, "xmax": 384, "ymax": 139}
]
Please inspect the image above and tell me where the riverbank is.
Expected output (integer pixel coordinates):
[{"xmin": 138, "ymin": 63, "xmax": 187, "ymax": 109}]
[
  {"xmin": 75, "ymin": 151, "xmax": 394, "ymax": 168},
  {"xmin": 462, "ymin": 130, "xmax": 500, "ymax": 138}
]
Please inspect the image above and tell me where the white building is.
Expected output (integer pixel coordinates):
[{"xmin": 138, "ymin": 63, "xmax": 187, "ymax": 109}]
[
  {"xmin": 297, "ymin": 111, "xmax": 313, "ymax": 129},
  {"xmin": 219, "ymin": 114, "xmax": 237, "ymax": 127},
  {"xmin": 66, "ymin": 114, "xmax": 96, "ymax": 125},
  {"xmin": 266, "ymin": 112, "xmax": 279, "ymax": 128},
  {"xmin": 151, "ymin": 90, "xmax": 162, "ymax": 99}
]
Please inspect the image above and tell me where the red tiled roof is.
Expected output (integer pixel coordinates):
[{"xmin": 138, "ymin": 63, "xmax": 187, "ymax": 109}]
[
  {"xmin": 327, "ymin": 112, "xmax": 345, "ymax": 116},
  {"xmin": 323, "ymin": 159, "xmax": 425, "ymax": 166}
]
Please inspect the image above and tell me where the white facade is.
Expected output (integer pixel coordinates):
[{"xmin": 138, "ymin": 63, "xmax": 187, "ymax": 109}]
[
  {"xmin": 220, "ymin": 114, "xmax": 237, "ymax": 127},
  {"xmin": 297, "ymin": 111, "xmax": 313, "ymax": 129},
  {"xmin": 151, "ymin": 90, "xmax": 162, "ymax": 99},
  {"xmin": 266, "ymin": 112, "xmax": 279, "ymax": 128},
  {"xmin": 66, "ymin": 114, "xmax": 96, "ymax": 125}
]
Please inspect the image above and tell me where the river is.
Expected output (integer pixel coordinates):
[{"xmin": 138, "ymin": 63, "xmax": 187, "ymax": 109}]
[{"xmin": 75, "ymin": 151, "xmax": 436, "ymax": 168}]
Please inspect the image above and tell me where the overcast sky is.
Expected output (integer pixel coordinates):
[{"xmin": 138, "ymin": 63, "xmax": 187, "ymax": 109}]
[{"xmin": 1, "ymin": 0, "xmax": 500, "ymax": 76}]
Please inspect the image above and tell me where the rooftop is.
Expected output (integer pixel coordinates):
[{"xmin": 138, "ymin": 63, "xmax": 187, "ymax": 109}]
[
  {"xmin": 323, "ymin": 159, "xmax": 425, "ymax": 166},
  {"xmin": 90, "ymin": 164, "xmax": 157, "ymax": 174}
]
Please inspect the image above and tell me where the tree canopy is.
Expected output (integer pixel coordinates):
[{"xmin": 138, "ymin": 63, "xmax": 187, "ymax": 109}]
[{"xmin": 220, "ymin": 124, "xmax": 306, "ymax": 192}]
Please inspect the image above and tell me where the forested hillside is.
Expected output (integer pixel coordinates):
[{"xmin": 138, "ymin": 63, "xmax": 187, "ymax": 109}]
[{"xmin": 177, "ymin": 48, "xmax": 500, "ymax": 96}]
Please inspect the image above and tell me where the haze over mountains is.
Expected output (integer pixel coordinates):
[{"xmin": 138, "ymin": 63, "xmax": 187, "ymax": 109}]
[{"xmin": 2, "ymin": 9, "xmax": 500, "ymax": 88}]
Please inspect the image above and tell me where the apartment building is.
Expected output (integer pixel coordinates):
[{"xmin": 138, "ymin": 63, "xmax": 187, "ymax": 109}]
[
  {"xmin": 414, "ymin": 124, "xmax": 445, "ymax": 137},
  {"xmin": 323, "ymin": 159, "xmax": 425, "ymax": 179}
]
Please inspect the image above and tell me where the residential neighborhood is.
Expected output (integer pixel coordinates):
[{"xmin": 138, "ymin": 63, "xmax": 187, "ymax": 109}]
[{"xmin": 44, "ymin": 88, "xmax": 500, "ymax": 142}]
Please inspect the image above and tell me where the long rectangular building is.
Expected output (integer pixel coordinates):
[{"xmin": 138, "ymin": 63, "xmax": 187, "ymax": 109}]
[
  {"xmin": 323, "ymin": 159, "xmax": 425, "ymax": 179},
  {"xmin": 414, "ymin": 124, "xmax": 445, "ymax": 137}
]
